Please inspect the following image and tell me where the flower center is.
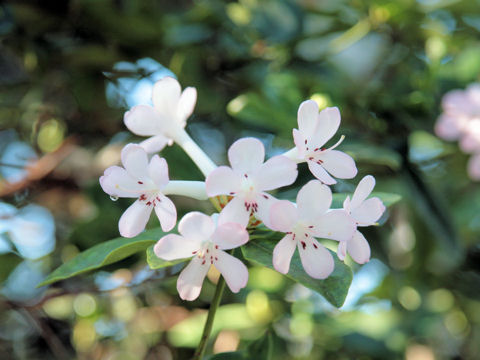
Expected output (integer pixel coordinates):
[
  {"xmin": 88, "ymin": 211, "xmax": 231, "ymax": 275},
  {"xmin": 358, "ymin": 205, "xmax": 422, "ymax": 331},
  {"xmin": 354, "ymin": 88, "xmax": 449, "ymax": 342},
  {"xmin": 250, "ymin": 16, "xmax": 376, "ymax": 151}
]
[
  {"xmin": 193, "ymin": 241, "xmax": 219, "ymax": 265},
  {"xmin": 288, "ymin": 222, "xmax": 317, "ymax": 250}
]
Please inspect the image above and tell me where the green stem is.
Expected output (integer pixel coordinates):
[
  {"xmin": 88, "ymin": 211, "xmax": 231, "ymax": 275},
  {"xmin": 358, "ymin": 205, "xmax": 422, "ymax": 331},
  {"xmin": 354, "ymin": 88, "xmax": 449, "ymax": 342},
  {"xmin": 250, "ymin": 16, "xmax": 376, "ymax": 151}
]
[{"xmin": 193, "ymin": 275, "xmax": 226, "ymax": 360}]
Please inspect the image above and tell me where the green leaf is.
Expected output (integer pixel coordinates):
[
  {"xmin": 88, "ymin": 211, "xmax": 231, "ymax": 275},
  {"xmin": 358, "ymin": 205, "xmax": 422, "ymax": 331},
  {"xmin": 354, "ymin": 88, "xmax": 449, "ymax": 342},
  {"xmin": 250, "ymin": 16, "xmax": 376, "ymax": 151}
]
[
  {"xmin": 38, "ymin": 228, "xmax": 165, "ymax": 287},
  {"xmin": 242, "ymin": 235, "xmax": 352, "ymax": 308},
  {"xmin": 146, "ymin": 244, "xmax": 187, "ymax": 269},
  {"xmin": 342, "ymin": 143, "xmax": 402, "ymax": 170},
  {"xmin": 247, "ymin": 330, "xmax": 273, "ymax": 360},
  {"xmin": 331, "ymin": 192, "xmax": 401, "ymax": 209}
]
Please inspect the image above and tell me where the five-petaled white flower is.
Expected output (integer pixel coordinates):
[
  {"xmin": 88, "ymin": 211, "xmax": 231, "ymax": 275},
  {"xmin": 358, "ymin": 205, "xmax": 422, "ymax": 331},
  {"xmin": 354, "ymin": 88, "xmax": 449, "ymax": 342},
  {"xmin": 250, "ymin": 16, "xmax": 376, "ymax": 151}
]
[
  {"xmin": 124, "ymin": 77, "xmax": 197, "ymax": 153},
  {"xmin": 290, "ymin": 100, "xmax": 357, "ymax": 185},
  {"xmin": 154, "ymin": 211, "xmax": 249, "ymax": 301},
  {"xmin": 100, "ymin": 144, "xmax": 177, "ymax": 237},
  {"xmin": 338, "ymin": 175, "xmax": 386, "ymax": 264},
  {"xmin": 206, "ymin": 137, "xmax": 298, "ymax": 228},
  {"xmin": 269, "ymin": 180, "xmax": 356, "ymax": 279}
]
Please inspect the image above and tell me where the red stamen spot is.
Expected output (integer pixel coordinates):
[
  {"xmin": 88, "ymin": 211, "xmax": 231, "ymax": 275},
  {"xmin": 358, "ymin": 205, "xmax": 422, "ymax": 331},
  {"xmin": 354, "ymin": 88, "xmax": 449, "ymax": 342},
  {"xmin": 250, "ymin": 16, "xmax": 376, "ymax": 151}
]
[
  {"xmin": 215, "ymin": 245, "xmax": 219, "ymax": 249},
  {"xmin": 244, "ymin": 174, "xmax": 248, "ymax": 178},
  {"xmin": 192, "ymin": 251, "xmax": 197, "ymax": 254},
  {"xmin": 146, "ymin": 201, "xmax": 152, "ymax": 206},
  {"xmin": 215, "ymin": 257, "xmax": 218, "ymax": 261},
  {"xmin": 202, "ymin": 260, "xmax": 206, "ymax": 265},
  {"xmin": 293, "ymin": 234, "xmax": 296, "ymax": 240},
  {"xmin": 263, "ymin": 194, "xmax": 269, "ymax": 199},
  {"xmin": 138, "ymin": 181, "xmax": 143, "ymax": 184},
  {"xmin": 230, "ymin": 192, "xmax": 235, "ymax": 195},
  {"xmin": 308, "ymin": 225, "xmax": 314, "ymax": 228},
  {"xmin": 314, "ymin": 148, "xmax": 319, "ymax": 152},
  {"xmin": 313, "ymin": 243, "xmax": 318, "ymax": 249},
  {"xmin": 317, "ymin": 160, "xmax": 323, "ymax": 165},
  {"xmin": 301, "ymin": 241, "xmax": 306, "ymax": 250},
  {"xmin": 305, "ymin": 233, "xmax": 308, "ymax": 237},
  {"xmin": 321, "ymin": 147, "xmax": 326, "ymax": 151},
  {"xmin": 304, "ymin": 139, "xmax": 307, "ymax": 144},
  {"xmin": 139, "ymin": 194, "xmax": 147, "ymax": 201},
  {"xmin": 156, "ymin": 197, "xmax": 161, "ymax": 202},
  {"xmin": 206, "ymin": 249, "xmax": 209, "ymax": 253},
  {"xmin": 309, "ymin": 157, "xmax": 314, "ymax": 161}
]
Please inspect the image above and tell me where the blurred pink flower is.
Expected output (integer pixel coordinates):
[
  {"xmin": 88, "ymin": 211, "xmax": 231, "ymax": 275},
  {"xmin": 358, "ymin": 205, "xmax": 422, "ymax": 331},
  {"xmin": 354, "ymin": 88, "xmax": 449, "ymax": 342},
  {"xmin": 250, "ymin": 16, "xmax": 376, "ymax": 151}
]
[
  {"xmin": 269, "ymin": 180, "xmax": 355, "ymax": 279},
  {"xmin": 100, "ymin": 144, "xmax": 176, "ymax": 237},
  {"xmin": 154, "ymin": 211, "xmax": 249, "ymax": 301}
]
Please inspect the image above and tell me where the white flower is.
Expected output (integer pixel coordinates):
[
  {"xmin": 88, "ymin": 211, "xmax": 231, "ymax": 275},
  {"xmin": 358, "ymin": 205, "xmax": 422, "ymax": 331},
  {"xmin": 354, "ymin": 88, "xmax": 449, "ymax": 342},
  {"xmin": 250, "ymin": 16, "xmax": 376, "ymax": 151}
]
[
  {"xmin": 100, "ymin": 144, "xmax": 177, "ymax": 237},
  {"xmin": 154, "ymin": 211, "xmax": 249, "ymax": 301},
  {"xmin": 269, "ymin": 180, "xmax": 356, "ymax": 279},
  {"xmin": 206, "ymin": 137, "xmax": 298, "ymax": 228},
  {"xmin": 339, "ymin": 175, "xmax": 386, "ymax": 264},
  {"xmin": 285, "ymin": 100, "xmax": 357, "ymax": 185},
  {"xmin": 124, "ymin": 77, "xmax": 197, "ymax": 153}
]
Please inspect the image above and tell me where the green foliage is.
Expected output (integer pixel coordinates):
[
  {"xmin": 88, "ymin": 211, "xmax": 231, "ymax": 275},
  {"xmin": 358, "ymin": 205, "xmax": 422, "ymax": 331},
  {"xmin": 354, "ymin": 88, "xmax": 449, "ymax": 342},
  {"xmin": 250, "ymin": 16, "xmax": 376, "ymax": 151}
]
[{"xmin": 146, "ymin": 244, "xmax": 187, "ymax": 269}]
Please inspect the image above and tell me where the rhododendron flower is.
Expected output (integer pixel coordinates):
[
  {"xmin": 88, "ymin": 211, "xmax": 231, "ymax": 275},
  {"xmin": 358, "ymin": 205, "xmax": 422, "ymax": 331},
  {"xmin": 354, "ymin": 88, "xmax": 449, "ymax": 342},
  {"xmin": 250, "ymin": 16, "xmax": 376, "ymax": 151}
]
[
  {"xmin": 285, "ymin": 100, "xmax": 357, "ymax": 185},
  {"xmin": 269, "ymin": 180, "xmax": 355, "ymax": 279},
  {"xmin": 154, "ymin": 211, "xmax": 249, "ymax": 300},
  {"xmin": 100, "ymin": 144, "xmax": 179, "ymax": 237},
  {"xmin": 124, "ymin": 77, "xmax": 197, "ymax": 153},
  {"xmin": 206, "ymin": 137, "xmax": 298, "ymax": 227},
  {"xmin": 338, "ymin": 175, "xmax": 386, "ymax": 264}
]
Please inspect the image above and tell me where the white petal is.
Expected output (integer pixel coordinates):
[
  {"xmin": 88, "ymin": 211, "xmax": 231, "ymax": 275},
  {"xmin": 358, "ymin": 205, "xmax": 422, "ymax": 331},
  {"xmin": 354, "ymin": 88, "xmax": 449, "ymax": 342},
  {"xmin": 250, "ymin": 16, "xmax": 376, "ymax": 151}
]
[
  {"xmin": 99, "ymin": 166, "xmax": 143, "ymax": 198},
  {"xmin": 337, "ymin": 241, "xmax": 347, "ymax": 261},
  {"xmin": 154, "ymin": 234, "xmax": 197, "ymax": 260},
  {"xmin": 177, "ymin": 256, "xmax": 210, "ymax": 301},
  {"xmin": 124, "ymin": 105, "xmax": 162, "ymax": 136},
  {"xmin": 140, "ymin": 134, "xmax": 171, "ymax": 153},
  {"xmin": 148, "ymin": 155, "xmax": 169, "ymax": 189},
  {"xmin": 350, "ymin": 175, "xmax": 375, "ymax": 210},
  {"xmin": 298, "ymin": 239, "xmax": 334, "ymax": 279},
  {"xmin": 254, "ymin": 193, "xmax": 279, "ymax": 229},
  {"xmin": 308, "ymin": 107, "xmax": 341, "ymax": 149},
  {"xmin": 119, "ymin": 200, "xmax": 153, "ymax": 238},
  {"xmin": 177, "ymin": 87, "xmax": 197, "ymax": 124},
  {"xmin": 205, "ymin": 166, "xmax": 241, "ymax": 197},
  {"xmin": 178, "ymin": 211, "xmax": 215, "ymax": 242},
  {"xmin": 293, "ymin": 128, "xmax": 307, "ymax": 159},
  {"xmin": 316, "ymin": 150, "xmax": 357, "ymax": 179},
  {"xmin": 297, "ymin": 100, "xmax": 319, "ymax": 135},
  {"xmin": 121, "ymin": 144, "xmax": 149, "ymax": 180},
  {"xmin": 347, "ymin": 230, "xmax": 371, "ymax": 264},
  {"xmin": 468, "ymin": 153, "xmax": 480, "ymax": 180},
  {"xmin": 272, "ymin": 234, "xmax": 297, "ymax": 274},
  {"xmin": 296, "ymin": 180, "xmax": 331, "ymax": 221},
  {"xmin": 269, "ymin": 200, "xmax": 297, "ymax": 232},
  {"xmin": 307, "ymin": 161, "xmax": 337, "ymax": 185},
  {"xmin": 214, "ymin": 250, "xmax": 248, "ymax": 293},
  {"xmin": 219, "ymin": 197, "xmax": 250, "ymax": 229},
  {"xmin": 351, "ymin": 198, "xmax": 385, "ymax": 226},
  {"xmin": 255, "ymin": 155, "xmax": 297, "ymax": 191},
  {"xmin": 434, "ymin": 114, "xmax": 465, "ymax": 141},
  {"xmin": 212, "ymin": 223, "xmax": 249, "ymax": 250},
  {"xmin": 152, "ymin": 77, "xmax": 181, "ymax": 115},
  {"xmin": 312, "ymin": 209, "xmax": 356, "ymax": 242},
  {"xmin": 154, "ymin": 194, "xmax": 177, "ymax": 232},
  {"xmin": 228, "ymin": 137, "xmax": 265, "ymax": 175}
]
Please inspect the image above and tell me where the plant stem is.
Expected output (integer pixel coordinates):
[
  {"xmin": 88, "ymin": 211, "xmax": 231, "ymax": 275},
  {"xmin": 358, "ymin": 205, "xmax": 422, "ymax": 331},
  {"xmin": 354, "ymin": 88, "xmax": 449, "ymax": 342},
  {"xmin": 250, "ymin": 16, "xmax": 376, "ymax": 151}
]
[
  {"xmin": 174, "ymin": 128, "xmax": 217, "ymax": 177},
  {"xmin": 193, "ymin": 275, "xmax": 226, "ymax": 360}
]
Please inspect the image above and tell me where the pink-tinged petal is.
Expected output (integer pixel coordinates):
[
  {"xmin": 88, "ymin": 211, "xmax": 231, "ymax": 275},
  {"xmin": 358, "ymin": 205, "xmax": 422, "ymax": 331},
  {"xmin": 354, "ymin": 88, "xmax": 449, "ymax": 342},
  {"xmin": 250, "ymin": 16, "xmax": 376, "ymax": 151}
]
[
  {"xmin": 316, "ymin": 150, "xmax": 357, "ymax": 179},
  {"xmin": 343, "ymin": 196, "xmax": 351, "ymax": 213},
  {"xmin": 228, "ymin": 137, "xmax": 265, "ymax": 175},
  {"xmin": 154, "ymin": 234, "xmax": 197, "ymax": 261},
  {"xmin": 298, "ymin": 239, "xmax": 334, "ymax": 279},
  {"xmin": 350, "ymin": 175, "xmax": 375, "ymax": 210},
  {"xmin": 140, "ymin": 134, "xmax": 171, "ymax": 153},
  {"xmin": 347, "ymin": 230, "xmax": 371, "ymax": 264},
  {"xmin": 148, "ymin": 155, "xmax": 169, "ymax": 189},
  {"xmin": 177, "ymin": 256, "xmax": 210, "ymax": 301},
  {"xmin": 99, "ymin": 166, "xmax": 143, "ymax": 198},
  {"xmin": 124, "ymin": 105, "xmax": 162, "ymax": 136},
  {"xmin": 214, "ymin": 250, "xmax": 248, "ymax": 293},
  {"xmin": 272, "ymin": 234, "xmax": 297, "ymax": 274},
  {"xmin": 459, "ymin": 122, "xmax": 480, "ymax": 153},
  {"xmin": 121, "ymin": 144, "xmax": 149, "ymax": 180},
  {"xmin": 297, "ymin": 100, "xmax": 319, "ymax": 135},
  {"xmin": 119, "ymin": 200, "xmax": 153, "ymax": 238},
  {"xmin": 178, "ymin": 211, "xmax": 215, "ymax": 242},
  {"xmin": 296, "ymin": 180, "xmax": 331, "ymax": 221},
  {"xmin": 467, "ymin": 153, "xmax": 480, "ymax": 180},
  {"xmin": 351, "ymin": 198, "xmax": 385, "ymax": 226},
  {"xmin": 434, "ymin": 114, "xmax": 465, "ymax": 141},
  {"xmin": 307, "ymin": 161, "xmax": 336, "ymax": 185},
  {"xmin": 309, "ymin": 107, "xmax": 341, "ymax": 149},
  {"xmin": 293, "ymin": 128, "xmax": 307, "ymax": 158},
  {"xmin": 154, "ymin": 194, "xmax": 177, "ymax": 232},
  {"xmin": 152, "ymin": 77, "xmax": 181, "ymax": 115},
  {"xmin": 212, "ymin": 223, "xmax": 249, "ymax": 250},
  {"xmin": 442, "ymin": 89, "xmax": 470, "ymax": 115},
  {"xmin": 269, "ymin": 200, "xmax": 297, "ymax": 232},
  {"xmin": 177, "ymin": 87, "xmax": 197, "ymax": 124},
  {"xmin": 312, "ymin": 209, "xmax": 356, "ymax": 242},
  {"xmin": 255, "ymin": 155, "xmax": 297, "ymax": 191},
  {"xmin": 219, "ymin": 197, "xmax": 250, "ymax": 229},
  {"xmin": 337, "ymin": 241, "xmax": 347, "ymax": 261},
  {"xmin": 254, "ymin": 193, "xmax": 279, "ymax": 229},
  {"xmin": 205, "ymin": 166, "xmax": 241, "ymax": 197}
]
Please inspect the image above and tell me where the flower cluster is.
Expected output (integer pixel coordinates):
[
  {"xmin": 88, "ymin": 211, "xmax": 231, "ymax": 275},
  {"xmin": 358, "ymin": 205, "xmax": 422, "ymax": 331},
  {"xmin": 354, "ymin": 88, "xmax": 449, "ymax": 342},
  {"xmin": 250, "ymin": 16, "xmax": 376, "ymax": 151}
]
[
  {"xmin": 435, "ymin": 83, "xmax": 480, "ymax": 180},
  {"xmin": 100, "ymin": 77, "xmax": 386, "ymax": 300}
]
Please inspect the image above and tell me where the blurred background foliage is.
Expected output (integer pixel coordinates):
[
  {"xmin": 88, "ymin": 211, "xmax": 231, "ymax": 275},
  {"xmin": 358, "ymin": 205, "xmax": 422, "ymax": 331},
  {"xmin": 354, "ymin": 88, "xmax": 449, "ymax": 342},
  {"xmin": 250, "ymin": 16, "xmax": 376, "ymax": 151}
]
[{"xmin": 0, "ymin": 0, "xmax": 480, "ymax": 359}]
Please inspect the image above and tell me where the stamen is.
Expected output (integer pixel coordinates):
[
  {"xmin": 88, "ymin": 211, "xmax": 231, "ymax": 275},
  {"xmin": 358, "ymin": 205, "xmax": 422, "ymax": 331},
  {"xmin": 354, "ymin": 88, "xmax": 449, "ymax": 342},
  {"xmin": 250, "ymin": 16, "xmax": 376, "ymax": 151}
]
[
  {"xmin": 138, "ymin": 181, "xmax": 143, "ymax": 184},
  {"xmin": 263, "ymin": 194, "xmax": 269, "ymax": 199},
  {"xmin": 308, "ymin": 225, "xmax": 314, "ymax": 228},
  {"xmin": 324, "ymin": 135, "xmax": 345, "ymax": 152},
  {"xmin": 301, "ymin": 241, "xmax": 306, "ymax": 249},
  {"xmin": 313, "ymin": 243, "xmax": 318, "ymax": 249},
  {"xmin": 244, "ymin": 174, "xmax": 248, "ymax": 178},
  {"xmin": 146, "ymin": 201, "xmax": 152, "ymax": 206}
]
